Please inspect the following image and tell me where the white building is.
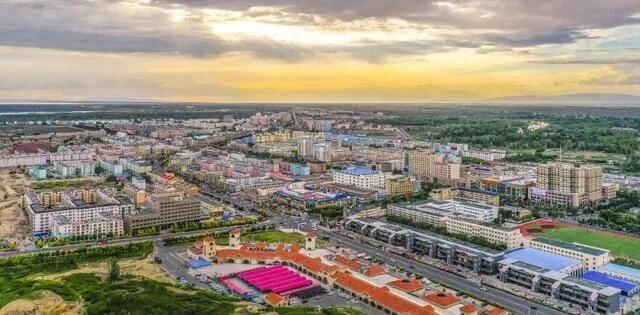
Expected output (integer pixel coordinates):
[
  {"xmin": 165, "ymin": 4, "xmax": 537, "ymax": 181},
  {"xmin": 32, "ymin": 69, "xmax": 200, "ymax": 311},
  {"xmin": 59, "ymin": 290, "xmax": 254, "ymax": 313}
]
[
  {"xmin": 528, "ymin": 237, "xmax": 610, "ymax": 271},
  {"xmin": 332, "ymin": 166, "xmax": 384, "ymax": 189},
  {"xmin": 462, "ymin": 149, "xmax": 507, "ymax": 162},
  {"xmin": 425, "ymin": 200, "xmax": 499, "ymax": 222}
]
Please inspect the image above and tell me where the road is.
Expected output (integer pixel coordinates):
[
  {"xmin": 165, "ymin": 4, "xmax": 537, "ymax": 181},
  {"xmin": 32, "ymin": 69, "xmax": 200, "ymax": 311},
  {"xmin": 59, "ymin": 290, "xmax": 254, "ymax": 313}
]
[
  {"xmin": 319, "ymin": 230, "xmax": 563, "ymax": 315},
  {"xmin": 0, "ymin": 224, "xmax": 260, "ymax": 259}
]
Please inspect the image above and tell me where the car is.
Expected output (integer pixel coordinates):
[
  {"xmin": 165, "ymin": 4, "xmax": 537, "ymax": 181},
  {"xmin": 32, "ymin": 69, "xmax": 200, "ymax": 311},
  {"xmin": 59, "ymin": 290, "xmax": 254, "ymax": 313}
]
[{"xmin": 480, "ymin": 287, "xmax": 488, "ymax": 292}]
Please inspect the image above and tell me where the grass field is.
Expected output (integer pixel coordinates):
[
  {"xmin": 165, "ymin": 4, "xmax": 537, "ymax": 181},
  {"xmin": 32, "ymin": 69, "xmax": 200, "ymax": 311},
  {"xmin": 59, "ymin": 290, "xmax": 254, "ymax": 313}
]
[
  {"xmin": 213, "ymin": 230, "xmax": 305, "ymax": 246},
  {"xmin": 242, "ymin": 230, "xmax": 305, "ymax": 244},
  {"xmin": 542, "ymin": 226, "xmax": 640, "ymax": 261}
]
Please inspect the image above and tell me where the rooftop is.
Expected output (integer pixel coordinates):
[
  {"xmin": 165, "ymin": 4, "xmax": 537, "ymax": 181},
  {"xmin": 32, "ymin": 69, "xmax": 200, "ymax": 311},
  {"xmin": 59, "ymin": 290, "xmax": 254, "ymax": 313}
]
[
  {"xmin": 582, "ymin": 271, "xmax": 640, "ymax": 293},
  {"xmin": 341, "ymin": 166, "xmax": 378, "ymax": 176},
  {"xmin": 503, "ymin": 248, "xmax": 581, "ymax": 271},
  {"xmin": 601, "ymin": 263, "xmax": 640, "ymax": 280},
  {"xmin": 533, "ymin": 237, "xmax": 609, "ymax": 256}
]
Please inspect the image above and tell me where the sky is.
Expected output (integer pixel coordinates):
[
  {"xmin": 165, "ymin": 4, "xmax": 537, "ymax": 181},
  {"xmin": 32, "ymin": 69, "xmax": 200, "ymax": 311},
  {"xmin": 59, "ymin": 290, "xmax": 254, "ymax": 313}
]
[{"xmin": 1, "ymin": 0, "xmax": 640, "ymax": 103}]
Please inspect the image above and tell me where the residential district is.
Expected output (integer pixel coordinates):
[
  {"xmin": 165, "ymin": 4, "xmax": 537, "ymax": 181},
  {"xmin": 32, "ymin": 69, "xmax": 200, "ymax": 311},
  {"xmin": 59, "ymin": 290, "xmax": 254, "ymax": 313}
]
[{"xmin": 1, "ymin": 108, "xmax": 640, "ymax": 315}]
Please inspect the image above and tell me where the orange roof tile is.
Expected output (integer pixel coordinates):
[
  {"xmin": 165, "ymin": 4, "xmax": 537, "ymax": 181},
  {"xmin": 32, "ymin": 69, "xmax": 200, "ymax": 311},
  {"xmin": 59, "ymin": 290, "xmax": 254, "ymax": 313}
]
[
  {"xmin": 484, "ymin": 308, "xmax": 505, "ymax": 315},
  {"xmin": 333, "ymin": 271, "xmax": 435, "ymax": 315},
  {"xmin": 460, "ymin": 303, "xmax": 478, "ymax": 314},
  {"xmin": 364, "ymin": 264, "xmax": 385, "ymax": 277},
  {"xmin": 387, "ymin": 279, "xmax": 423, "ymax": 292},
  {"xmin": 335, "ymin": 255, "xmax": 362, "ymax": 271},
  {"xmin": 264, "ymin": 293, "xmax": 285, "ymax": 306},
  {"xmin": 423, "ymin": 291, "xmax": 461, "ymax": 308},
  {"xmin": 202, "ymin": 236, "xmax": 214, "ymax": 243}
]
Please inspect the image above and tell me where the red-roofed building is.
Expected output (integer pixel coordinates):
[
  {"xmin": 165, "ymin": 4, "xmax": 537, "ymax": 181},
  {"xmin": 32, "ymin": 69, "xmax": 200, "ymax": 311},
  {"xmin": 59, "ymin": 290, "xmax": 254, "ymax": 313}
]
[
  {"xmin": 387, "ymin": 279, "xmax": 423, "ymax": 293},
  {"xmin": 264, "ymin": 293, "xmax": 287, "ymax": 307},
  {"xmin": 460, "ymin": 303, "xmax": 479, "ymax": 315},
  {"xmin": 333, "ymin": 271, "xmax": 436, "ymax": 315},
  {"xmin": 363, "ymin": 264, "xmax": 385, "ymax": 277},
  {"xmin": 483, "ymin": 307, "xmax": 505, "ymax": 315},
  {"xmin": 424, "ymin": 291, "xmax": 461, "ymax": 308},
  {"xmin": 335, "ymin": 255, "xmax": 362, "ymax": 271}
]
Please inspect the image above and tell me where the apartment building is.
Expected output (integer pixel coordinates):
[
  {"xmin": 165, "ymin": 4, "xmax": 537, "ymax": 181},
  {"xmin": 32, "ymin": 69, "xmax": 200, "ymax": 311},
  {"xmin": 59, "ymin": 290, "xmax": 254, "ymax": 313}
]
[
  {"xmin": 430, "ymin": 187, "xmax": 500, "ymax": 206},
  {"xmin": 332, "ymin": 166, "xmax": 384, "ymax": 189},
  {"xmin": 528, "ymin": 237, "xmax": 610, "ymax": 271},
  {"xmin": 407, "ymin": 150, "xmax": 460, "ymax": 184},
  {"xmin": 124, "ymin": 196, "xmax": 207, "ymax": 232},
  {"xmin": 531, "ymin": 163, "xmax": 605, "ymax": 207},
  {"xmin": 462, "ymin": 149, "xmax": 507, "ymax": 161},
  {"xmin": 23, "ymin": 188, "xmax": 128, "ymax": 237},
  {"xmin": 385, "ymin": 176, "xmax": 415, "ymax": 197},
  {"xmin": 445, "ymin": 218, "xmax": 526, "ymax": 249}
]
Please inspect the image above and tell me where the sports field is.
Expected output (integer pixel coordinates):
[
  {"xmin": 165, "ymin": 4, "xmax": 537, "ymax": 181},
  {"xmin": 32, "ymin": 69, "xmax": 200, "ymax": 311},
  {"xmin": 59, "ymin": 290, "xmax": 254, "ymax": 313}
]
[{"xmin": 542, "ymin": 226, "xmax": 640, "ymax": 261}]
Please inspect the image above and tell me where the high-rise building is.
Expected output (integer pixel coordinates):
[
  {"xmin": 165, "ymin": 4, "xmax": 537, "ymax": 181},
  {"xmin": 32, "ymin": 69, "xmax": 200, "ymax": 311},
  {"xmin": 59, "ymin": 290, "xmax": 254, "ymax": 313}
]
[
  {"xmin": 407, "ymin": 150, "xmax": 460, "ymax": 184},
  {"xmin": 530, "ymin": 163, "xmax": 605, "ymax": 207}
]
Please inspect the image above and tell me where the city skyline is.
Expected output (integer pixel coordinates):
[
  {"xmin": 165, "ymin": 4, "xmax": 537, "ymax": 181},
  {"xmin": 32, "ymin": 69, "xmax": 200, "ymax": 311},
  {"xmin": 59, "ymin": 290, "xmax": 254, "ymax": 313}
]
[{"xmin": 1, "ymin": 1, "xmax": 640, "ymax": 102}]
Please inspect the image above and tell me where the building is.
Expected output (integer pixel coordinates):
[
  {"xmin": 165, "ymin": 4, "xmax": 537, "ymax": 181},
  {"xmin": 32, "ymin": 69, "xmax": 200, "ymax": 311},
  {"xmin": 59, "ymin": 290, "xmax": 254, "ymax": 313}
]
[
  {"xmin": 28, "ymin": 166, "xmax": 48, "ymax": 180},
  {"xmin": 344, "ymin": 218, "xmax": 504, "ymax": 275},
  {"xmin": 462, "ymin": 149, "xmax": 506, "ymax": 162},
  {"xmin": 407, "ymin": 150, "xmax": 460, "ymax": 184},
  {"xmin": 498, "ymin": 249, "xmax": 620, "ymax": 314},
  {"xmin": 385, "ymin": 176, "xmax": 415, "ymax": 197},
  {"xmin": 54, "ymin": 160, "xmax": 96, "ymax": 178},
  {"xmin": 100, "ymin": 160, "xmax": 124, "ymax": 176},
  {"xmin": 121, "ymin": 158, "xmax": 152, "ymax": 174},
  {"xmin": 530, "ymin": 163, "xmax": 606, "ymax": 207},
  {"xmin": 445, "ymin": 218, "xmax": 525, "ymax": 249},
  {"xmin": 188, "ymin": 231, "xmax": 477, "ymax": 315},
  {"xmin": 51, "ymin": 212, "xmax": 123, "ymax": 238},
  {"xmin": 528, "ymin": 238, "xmax": 610, "ymax": 271},
  {"xmin": 387, "ymin": 199, "xmax": 498, "ymax": 223},
  {"xmin": 332, "ymin": 166, "xmax": 384, "ymax": 189},
  {"xmin": 430, "ymin": 187, "xmax": 500, "ymax": 206},
  {"xmin": 274, "ymin": 185, "xmax": 354, "ymax": 211},
  {"xmin": 22, "ymin": 188, "xmax": 128, "ymax": 237},
  {"xmin": 480, "ymin": 177, "xmax": 535, "ymax": 200},
  {"xmin": 123, "ymin": 195, "xmax": 207, "ymax": 233},
  {"xmin": 599, "ymin": 263, "xmax": 640, "ymax": 284}
]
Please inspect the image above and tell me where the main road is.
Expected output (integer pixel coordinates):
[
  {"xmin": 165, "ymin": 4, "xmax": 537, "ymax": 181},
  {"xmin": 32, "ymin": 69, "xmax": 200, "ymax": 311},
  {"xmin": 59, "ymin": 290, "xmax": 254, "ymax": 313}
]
[
  {"xmin": 318, "ymin": 230, "xmax": 563, "ymax": 315},
  {"xmin": 0, "ymin": 223, "xmax": 263, "ymax": 259}
]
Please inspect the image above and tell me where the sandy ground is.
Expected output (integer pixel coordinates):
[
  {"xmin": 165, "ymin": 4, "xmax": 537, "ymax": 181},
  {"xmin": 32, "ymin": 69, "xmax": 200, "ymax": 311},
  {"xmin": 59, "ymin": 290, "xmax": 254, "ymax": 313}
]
[
  {"xmin": 34, "ymin": 256, "xmax": 175, "ymax": 284},
  {"xmin": 0, "ymin": 290, "xmax": 83, "ymax": 315},
  {"xmin": 0, "ymin": 170, "xmax": 30, "ymax": 244}
]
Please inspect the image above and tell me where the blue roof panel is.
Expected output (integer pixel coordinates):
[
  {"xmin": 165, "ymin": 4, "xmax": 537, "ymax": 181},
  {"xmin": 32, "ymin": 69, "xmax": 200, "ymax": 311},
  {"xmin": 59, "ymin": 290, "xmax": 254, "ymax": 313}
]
[
  {"xmin": 189, "ymin": 258, "xmax": 212, "ymax": 269},
  {"xmin": 582, "ymin": 271, "xmax": 640, "ymax": 293},
  {"xmin": 504, "ymin": 248, "xmax": 580, "ymax": 271},
  {"xmin": 601, "ymin": 263, "xmax": 640, "ymax": 280}
]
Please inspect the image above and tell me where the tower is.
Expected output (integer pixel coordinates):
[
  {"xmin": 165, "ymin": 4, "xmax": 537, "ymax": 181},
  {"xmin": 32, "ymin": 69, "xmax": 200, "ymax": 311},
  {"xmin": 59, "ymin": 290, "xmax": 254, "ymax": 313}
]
[
  {"xmin": 305, "ymin": 230, "xmax": 317, "ymax": 251},
  {"xmin": 229, "ymin": 227, "xmax": 241, "ymax": 247},
  {"xmin": 202, "ymin": 236, "xmax": 217, "ymax": 258}
]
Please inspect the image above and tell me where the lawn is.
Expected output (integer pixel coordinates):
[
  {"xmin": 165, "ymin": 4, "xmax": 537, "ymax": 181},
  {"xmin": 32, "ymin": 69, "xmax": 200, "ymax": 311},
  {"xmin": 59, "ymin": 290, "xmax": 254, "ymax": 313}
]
[
  {"xmin": 542, "ymin": 226, "xmax": 640, "ymax": 261},
  {"xmin": 242, "ymin": 230, "xmax": 305, "ymax": 244},
  {"xmin": 212, "ymin": 230, "xmax": 305, "ymax": 246}
]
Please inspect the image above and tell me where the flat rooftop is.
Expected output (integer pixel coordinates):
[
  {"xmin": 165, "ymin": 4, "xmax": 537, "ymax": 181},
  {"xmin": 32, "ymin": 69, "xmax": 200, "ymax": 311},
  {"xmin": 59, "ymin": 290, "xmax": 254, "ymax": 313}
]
[
  {"xmin": 601, "ymin": 263, "xmax": 640, "ymax": 280},
  {"xmin": 504, "ymin": 248, "xmax": 581, "ymax": 272},
  {"xmin": 533, "ymin": 237, "xmax": 608, "ymax": 256},
  {"xmin": 341, "ymin": 166, "xmax": 378, "ymax": 176},
  {"xmin": 582, "ymin": 271, "xmax": 640, "ymax": 293}
]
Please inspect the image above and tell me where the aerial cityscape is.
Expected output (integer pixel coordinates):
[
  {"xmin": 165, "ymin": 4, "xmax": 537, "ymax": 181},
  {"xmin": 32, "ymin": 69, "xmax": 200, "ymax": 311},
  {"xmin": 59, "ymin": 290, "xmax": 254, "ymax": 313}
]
[{"xmin": 1, "ymin": 1, "xmax": 640, "ymax": 315}]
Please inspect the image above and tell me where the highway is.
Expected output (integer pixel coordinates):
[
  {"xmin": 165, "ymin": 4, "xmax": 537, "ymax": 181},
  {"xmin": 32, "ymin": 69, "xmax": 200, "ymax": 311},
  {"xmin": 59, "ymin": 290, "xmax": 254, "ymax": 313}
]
[{"xmin": 319, "ymin": 230, "xmax": 563, "ymax": 315}]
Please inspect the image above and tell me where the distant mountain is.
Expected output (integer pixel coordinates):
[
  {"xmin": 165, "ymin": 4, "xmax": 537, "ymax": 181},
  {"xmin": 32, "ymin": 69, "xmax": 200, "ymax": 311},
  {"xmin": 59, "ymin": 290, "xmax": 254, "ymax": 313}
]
[{"xmin": 488, "ymin": 93, "xmax": 640, "ymax": 104}]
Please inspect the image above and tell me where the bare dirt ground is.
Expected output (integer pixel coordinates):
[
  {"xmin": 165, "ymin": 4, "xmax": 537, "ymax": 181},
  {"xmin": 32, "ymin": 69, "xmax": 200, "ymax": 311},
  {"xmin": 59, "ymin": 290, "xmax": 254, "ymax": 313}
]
[
  {"xmin": 0, "ymin": 170, "xmax": 30, "ymax": 244},
  {"xmin": 0, "ymin": 290, "xmax": 83, "ymax": 315},
  {"xmin": 34, "ymin": 256, "xmax": 175, "ymax": 284}
]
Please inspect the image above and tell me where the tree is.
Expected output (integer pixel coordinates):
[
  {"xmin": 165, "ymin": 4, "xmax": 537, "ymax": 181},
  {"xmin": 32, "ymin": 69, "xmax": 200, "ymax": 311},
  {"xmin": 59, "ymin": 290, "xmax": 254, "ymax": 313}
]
[{"xmin": 107, "ymin": 258, "xmax": 121, "ymax": 283}]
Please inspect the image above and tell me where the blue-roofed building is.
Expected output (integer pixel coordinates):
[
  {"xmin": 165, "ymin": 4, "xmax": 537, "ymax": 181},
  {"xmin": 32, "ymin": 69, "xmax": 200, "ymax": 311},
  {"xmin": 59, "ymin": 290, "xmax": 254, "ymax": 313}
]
[
  {"xmin": 333, "ymin": 165, "xmax": 384, "ymax": 189},
  {"xmin": 582, "ymin": 271, "xmax": 640, "ymax": 296},
  {"xmin": 503, "ymin": 247, "xmax": 583, "ymax": 274},
  {"xmin": 600, "ymin": 263, "xmax": 640, "ymax": 284},
  {"xmin": 499, "ymin": 253, "xmax": 621, "ymax": 314}
]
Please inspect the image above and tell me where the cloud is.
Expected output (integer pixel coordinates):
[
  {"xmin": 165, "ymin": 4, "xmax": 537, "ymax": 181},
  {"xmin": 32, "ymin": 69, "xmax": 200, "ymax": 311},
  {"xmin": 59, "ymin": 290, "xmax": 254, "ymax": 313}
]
[
  {"xmin": 579, "ymin": 66, "xmax": 640, "ymax": 85},
  {"xmin": 1, "ymin": 0, "xmax": 639, "ymax": 63}
]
